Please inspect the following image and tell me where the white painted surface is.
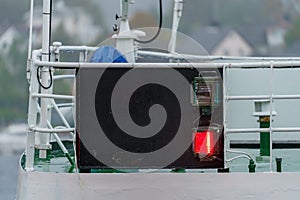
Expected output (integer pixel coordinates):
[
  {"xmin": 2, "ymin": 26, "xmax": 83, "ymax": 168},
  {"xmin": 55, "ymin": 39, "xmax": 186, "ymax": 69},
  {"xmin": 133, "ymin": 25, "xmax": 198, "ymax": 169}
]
[{"xmin": 17, "ymin": 167, "xmax": 300, "ymax": 200}]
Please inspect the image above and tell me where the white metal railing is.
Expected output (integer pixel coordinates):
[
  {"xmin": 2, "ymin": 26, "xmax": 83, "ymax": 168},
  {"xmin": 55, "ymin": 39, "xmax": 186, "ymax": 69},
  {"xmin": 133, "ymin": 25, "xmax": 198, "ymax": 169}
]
[
  {"xmin": 32, "ymin": 47, "xmax": 300, "ymax": 69},
  {"xmin": 223, "ymin": 62, "xmax": 300, "ymax": 172},
  {"xmin": 25, "ymin": 45, "xmax": 100, "ymax": 171},
  {"xmin": 25, "ymin": 45, "xmax": 300, "ymax": 171},
  {"xmin": 25, "ymin": 48, "xmax": 77, "ymax": 171},
  {"xmin": 226, "ymin": 127, "xmax": 300, "ymax": 133}
]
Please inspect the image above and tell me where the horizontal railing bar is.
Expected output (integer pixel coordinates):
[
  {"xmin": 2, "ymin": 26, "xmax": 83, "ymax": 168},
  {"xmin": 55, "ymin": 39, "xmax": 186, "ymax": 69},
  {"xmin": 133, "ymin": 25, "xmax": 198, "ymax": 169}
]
[
  {"xmin": 138, "ymin": 50, "xmax": 300, "ymax": 61},
  {"xmin": 273, "ymin": 95, "xmax": 300, "ymax": 100},
  {"xmin": 57, "ymin": 45, "xmax": 98, "ymax": 52},
  {"xmin": 227, "ymin": 94, "xmax": 300, "ymax": 101},
  {"xmin": 34, "ymin": 47, "xmax": 300, "ymax": 67},
  {"xmin": 32, "ymin": 93, "xmax": 74, "ymax": 100},
  {"xmin": 29, "ymin": 126, "xmax": 75, "ymax": 133},
  {"xmin": 33, "ymin": 60, "xmax": 300, "ymax": 69},
  {"xmin": 53, "ymin": 75, "xmax": 75, "ymax": 80},
  {"xmin": 226, "ymin": 127, "xmax": 300, "ymax": 133},
  {"xmin": 40, "ymin": 47, "xmax": 300, "ymax": 62},
  {"xmin": 34, "ymin": 60, "xmax": 221, "ymax": 69},
  {"xmin": 227, "ymin": 95, "xmax": 270, "ymax": 100},
  {"xmin": 273, "ymin": 127, "xmax": 300, "ymax": 132},
  {"xmin": 227, "ymin": 128, "xmax": 269, "ymax": 133},
  {"xmin": 213, "ymin": 56, "xmax": 300, "ymax": 61},
  {"xmin": 57, "ymin": 103, "xmax": 74, "ymax": 107}
]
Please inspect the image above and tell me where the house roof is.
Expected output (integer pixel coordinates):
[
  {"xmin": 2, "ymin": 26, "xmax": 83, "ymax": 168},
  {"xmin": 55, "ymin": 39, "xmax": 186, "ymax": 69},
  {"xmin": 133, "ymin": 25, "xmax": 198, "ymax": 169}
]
[
  {"xmin": 237, "ymin": 25, "xmax": 267, "ymax": 48},
  {"xmin": 191, "ymin": 27, "xmax": 232, "ymax": 53},
  {"xmin": 191, "ymin": 25, "xmax": 271, "ymax": 56}
]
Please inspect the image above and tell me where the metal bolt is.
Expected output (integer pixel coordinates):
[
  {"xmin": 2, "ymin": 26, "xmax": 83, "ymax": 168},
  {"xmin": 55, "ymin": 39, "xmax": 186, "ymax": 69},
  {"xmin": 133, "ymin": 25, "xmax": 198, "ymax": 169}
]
[
  {"xmin": 113, "ymin": 24, "xmax": 119, "ymax": 32},
  {"xmin": 115, "ymin": 14, "xmax": 121, "ymax": 20}
]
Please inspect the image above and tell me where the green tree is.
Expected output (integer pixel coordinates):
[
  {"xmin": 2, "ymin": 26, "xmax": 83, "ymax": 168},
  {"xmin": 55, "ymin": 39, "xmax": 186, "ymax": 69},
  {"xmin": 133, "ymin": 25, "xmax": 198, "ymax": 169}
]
[
  {"xmin": 0, "ymin": 37, "xmax": 28, "ymax": 124},
  {"xmin": 0, "ymin": 57, "xmax": 27, "ymax": 123},
  {"xmin": 285, "ymin": 17, "xmax": 300, "ymax": 46}
]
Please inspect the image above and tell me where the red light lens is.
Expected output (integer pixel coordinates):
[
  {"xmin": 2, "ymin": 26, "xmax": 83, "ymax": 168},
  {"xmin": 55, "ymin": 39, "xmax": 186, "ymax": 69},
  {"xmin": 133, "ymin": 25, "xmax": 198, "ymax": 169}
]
[{"xmin": 193, "ymin": 131, "xmax": 214, "ymax": 155}]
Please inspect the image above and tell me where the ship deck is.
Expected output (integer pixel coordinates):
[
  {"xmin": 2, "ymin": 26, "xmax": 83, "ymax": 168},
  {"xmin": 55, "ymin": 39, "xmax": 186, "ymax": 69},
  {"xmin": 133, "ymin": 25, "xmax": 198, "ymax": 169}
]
[{"xmin": 21, "ymin": 141, "xmax": 74, "ymax": 173}]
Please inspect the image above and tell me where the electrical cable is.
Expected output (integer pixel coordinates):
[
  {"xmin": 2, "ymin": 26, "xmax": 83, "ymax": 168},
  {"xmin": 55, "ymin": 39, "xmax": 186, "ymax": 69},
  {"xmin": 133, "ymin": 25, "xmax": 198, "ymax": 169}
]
[
  {"xmin": 134, "ymin": 0, "xmax": 162, "ymax": 44},
  {"xmin": 37, "ymin": 66, "xmax": 53, "ymax": 90},
  {"xmin": 38, "ymin": 0, "xmax": 53, "ymax": 90}
]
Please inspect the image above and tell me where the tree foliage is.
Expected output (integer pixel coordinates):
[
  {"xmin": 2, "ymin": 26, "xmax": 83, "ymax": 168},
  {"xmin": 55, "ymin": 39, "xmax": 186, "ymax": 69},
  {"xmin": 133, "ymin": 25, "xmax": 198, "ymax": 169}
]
[
  {"xmin": 0, "ymin": 49, "xmax": 28, "ymax": 123},
  {"xmin": 285, "ymin": 17, "xmax": 300, "ymax": 46}
]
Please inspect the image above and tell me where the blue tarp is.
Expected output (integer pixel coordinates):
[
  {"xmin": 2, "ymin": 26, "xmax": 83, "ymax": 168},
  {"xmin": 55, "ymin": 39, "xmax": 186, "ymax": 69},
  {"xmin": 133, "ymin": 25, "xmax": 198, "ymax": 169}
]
[{"xmin": 90, "ymin": 46, "xmax": 127, "ymax": 63}]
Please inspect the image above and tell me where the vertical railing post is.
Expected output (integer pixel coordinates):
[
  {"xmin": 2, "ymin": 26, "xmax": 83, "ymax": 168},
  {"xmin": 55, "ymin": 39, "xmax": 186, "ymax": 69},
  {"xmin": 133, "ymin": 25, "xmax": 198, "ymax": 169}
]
[
  {"xmin": 269, "ymin": 61, "xmax": 274, "ymax": 172},
  {"xmin": 38, "ymin": 0, "xmax": 52, "ymax": 159},
  {"xmin": 25, "ymin": 54, "xmax": 39, "ymax": 171},
  {"xmin": 25, "ymin": 130, "xmax": 35, "ymax": 171},
  {"xmin": 223, "ymin": 65, "xmax": 228, "ymax": 169}
]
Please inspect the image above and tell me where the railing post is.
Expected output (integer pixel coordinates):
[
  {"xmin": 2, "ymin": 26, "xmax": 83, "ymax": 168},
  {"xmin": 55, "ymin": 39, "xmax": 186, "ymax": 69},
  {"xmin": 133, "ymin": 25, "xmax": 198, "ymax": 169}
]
[
  {"xmin": 25, "ymin": 130, "xmax": 35, "ymax": 171},
  {"xmin": 223, "ymin": 65, "xmax": 228, "ymax": 169},
  {"xmin": 38, "ymin": 0, "xmax": 52, "ymax": 159},
  {"xmin": 269, "ymin": 61, "xmax": 274, "ymax": 172},
  {"xmin": 25, "ymin": 56, "xmax": 39, "ymax": 171}
]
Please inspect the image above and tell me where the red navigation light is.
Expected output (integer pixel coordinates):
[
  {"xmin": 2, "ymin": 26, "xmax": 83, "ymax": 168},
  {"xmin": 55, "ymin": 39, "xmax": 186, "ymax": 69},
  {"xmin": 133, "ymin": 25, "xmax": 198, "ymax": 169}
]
[{"xmin": 193, "ymin": 131, "xmax": 214, "ymax": 155}]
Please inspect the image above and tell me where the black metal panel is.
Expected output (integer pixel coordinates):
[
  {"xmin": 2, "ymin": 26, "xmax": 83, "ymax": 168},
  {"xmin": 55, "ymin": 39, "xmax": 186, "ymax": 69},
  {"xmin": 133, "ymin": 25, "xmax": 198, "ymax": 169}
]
[{"xmin": 76, "ymin": 66, "xmax": 224, "ymax": 170}]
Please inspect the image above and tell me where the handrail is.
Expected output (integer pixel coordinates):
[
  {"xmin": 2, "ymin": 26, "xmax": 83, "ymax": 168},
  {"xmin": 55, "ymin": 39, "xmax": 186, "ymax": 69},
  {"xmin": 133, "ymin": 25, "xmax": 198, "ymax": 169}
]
[
  {"xmin": 227, "ymin": 94, "xmax": 300, "ymax": 100},
  {"xmin": 35, "ymin": 47, "xmax": 300, "ymax": 62},
  {"xmin": 29, "ymin": 126, "xmax": 75, "ymax": 133},
  {"xmin": 227, "ymin": 127, "xmax": 300, "ymax": 133},
  {"xmin": 32, "ymin": 46, "xmax": 300, "ymax": 69},
  {"xmin": 33, "ymin": 59, "xmax": 300, "ymax": 69},
  {"xmin": 26, "ymin": 45, "xmax": 300, "ymax": 172},
  {"xmin": 138, "ymin": 50, "xmax": 300, "ymax": 61},
  {"xmin": 53, "ymin": 75, "xmax": 75, "ymax": 80},
  {"xmin": 32, "ymin": 93, "xmax": 74, "ymax": 100},
  {"xmin": 223, "ymin": 60, "xmax": 300, "ymax": 172}
]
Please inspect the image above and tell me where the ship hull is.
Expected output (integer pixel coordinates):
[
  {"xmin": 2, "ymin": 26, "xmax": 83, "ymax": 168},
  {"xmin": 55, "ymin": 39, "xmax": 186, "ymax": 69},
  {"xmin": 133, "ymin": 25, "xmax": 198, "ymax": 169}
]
[{"xmin": 16, "ymin": 164, "xmax": 300, "ymax": 200}]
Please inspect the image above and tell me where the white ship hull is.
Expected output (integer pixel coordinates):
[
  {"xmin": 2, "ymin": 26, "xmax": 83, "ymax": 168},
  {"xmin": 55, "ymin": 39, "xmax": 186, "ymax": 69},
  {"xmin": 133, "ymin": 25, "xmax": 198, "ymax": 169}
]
[{"xmin": 16, "ymin": 165, "xmax": 300, "ymax": 200}]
